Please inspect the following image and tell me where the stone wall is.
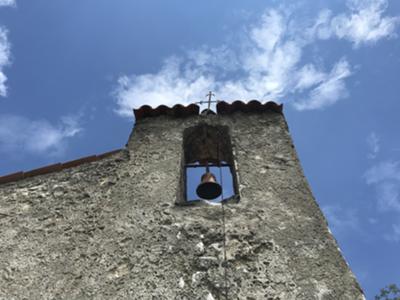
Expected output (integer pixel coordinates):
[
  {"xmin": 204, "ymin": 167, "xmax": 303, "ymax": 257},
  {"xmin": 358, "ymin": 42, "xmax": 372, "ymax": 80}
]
[{"xmin": 0, "ymin": 111, "xmax": 364, "ymax": 299}]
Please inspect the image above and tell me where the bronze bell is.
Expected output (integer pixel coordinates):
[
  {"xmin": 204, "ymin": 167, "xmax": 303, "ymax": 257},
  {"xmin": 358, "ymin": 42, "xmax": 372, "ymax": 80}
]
[{"xmin": 196, "ymin": 172, "xmax": 222, "ymax": 200}]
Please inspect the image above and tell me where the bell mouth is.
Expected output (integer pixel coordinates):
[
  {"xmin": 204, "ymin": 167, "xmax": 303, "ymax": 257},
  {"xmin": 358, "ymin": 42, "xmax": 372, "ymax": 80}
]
[{"xmin": 196, "ymin": 181, "xmax": 222, "ymax": 200}]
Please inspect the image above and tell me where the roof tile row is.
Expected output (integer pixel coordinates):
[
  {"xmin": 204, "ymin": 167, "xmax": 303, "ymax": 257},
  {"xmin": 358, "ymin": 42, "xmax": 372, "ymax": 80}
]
[
  {"xmin": 217, "ymin": 100, "xmax": 283, "ymax": 114},
  {"xmin": 134, "ymin": 104, "xmax": 200, "ymax": 121},
  {"xmin": 134, "ymin": 100, "xmax": 282, "ymax": 121},
  {"xmin": 0, "ymin": 149, "xmax": 123, "ymax": 185}
]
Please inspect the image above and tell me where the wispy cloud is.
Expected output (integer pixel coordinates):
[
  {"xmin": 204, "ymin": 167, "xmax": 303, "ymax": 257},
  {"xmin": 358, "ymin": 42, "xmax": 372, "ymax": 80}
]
[
  {"xmin": 365, "ymin": 160, "xmax": 400, "ymax": 185},
  {"xmin": 0, "ymin": 27, "xmax": 11, "ymax": 97},
  {"xmin": 0, "ymin": 0, "xmax": 15, "ymax": 7},
  {"xmin": 114, "ymin": 0, "xmax": 398, "ymax": 117},
  {"xmin": 322, "ymin": 205, "xmax": 359, "ymax": 235},
  {"xmin": 114, "ymin": 57, "xmax": 215, "ymax": 118},
  {"xmin": 375, "ymin": 181, "xmax": 400, "ymax": 212},
  {"xmin": 364, "ymin": 128, "xmax": 400, "ymax": 242},
  {"xmin": 364, "ymin": 160, "xmax": 400, "ymax": 235},
  {"xmin": 0, "ymin": 114, "xmax": 83, "ymax": 157},
  {"xmin": 293, "ymin": 59, "xmax": 352, "ymax": 110},
  {"xmin": 367, "ymin": 131, "xmax": 380, "ymax": 159},
  {"xmin": 314, "ymin": 0, "xmax": 400, "ymax": 47},
  {"xmin": 0, "ymin": 0, "xmax": 16, "ymax": 96},
  {"xmin": 384, "ymin": 222, "xmax": 400, "ymax": 242}
]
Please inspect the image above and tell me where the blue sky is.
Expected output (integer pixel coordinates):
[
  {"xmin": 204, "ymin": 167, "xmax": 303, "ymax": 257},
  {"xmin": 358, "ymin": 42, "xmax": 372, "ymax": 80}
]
[{"xmin": 0, "ymin": 0, "xmax": 400, "ymax": 298}]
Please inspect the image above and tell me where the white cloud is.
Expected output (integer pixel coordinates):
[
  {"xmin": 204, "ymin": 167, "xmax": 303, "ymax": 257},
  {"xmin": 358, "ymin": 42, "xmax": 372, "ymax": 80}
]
[
  {"xmin": 0, "ymin": 27, "xmax": 11, "ymax": 97},
  {"xmin": 365, "ymin": 160, "xmax": 400, "ymax": 184},
  {"xmin": 0, "ymin": 0, "xmax": 16, "ymax": 97},
  {"xmin": 114, "ymin": 10, "xmax": 348, "ymax": 115},
  {"xmin": 294, "ymin": 64, "xmax": 326, "ymax": 92},
  {"xmin": 314, "ymin": 0, "xmax": 400, "ymax": 46},
  {"xmin": 0, "ymin": 114, "xmax": 82, "ymax": 156},
  {"xmin": 365, "ymin": 160, "xmax": 400, "ymax": 213},
  {"xmin": 293, "ymin": 59, "xmax": 352, "ymax": 110},
  {"xmin": 375, "ymin": 182, "xmax": 400, "ymax": 212},
  {"xmin": 217, "ymin": 9, "xmax": 304, "ymax": 100},
  {"xmin": 364, "ymin": 138, "xmax": 400, "ymax": 242},
  {"xmin": 367, "ymin": 131, "xmax": 380, "ymax": 159},
  {"xmin": 0, "ymin": 0, "xmax": 15, "ymax": 7},
  {"xmin": 114, "ymin": 57, "xmax": 216, "ymax": 117},
  {"xmin": 384, "ymin": 222, "xmax": 400, "ymax": 242},
  {"xmin": 322, "ymin": 205, "xmax": 359, "ymax": 234},
  {"xmin": 114, "ymin": 1, "xmax": 399, "ymax": 116}
]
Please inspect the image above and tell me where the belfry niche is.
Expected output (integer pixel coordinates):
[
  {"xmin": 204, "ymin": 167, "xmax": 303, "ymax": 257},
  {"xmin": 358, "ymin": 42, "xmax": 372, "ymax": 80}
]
[{"xmin": 180, "ymin": 122, "xmax": 239, "ymax": 204}]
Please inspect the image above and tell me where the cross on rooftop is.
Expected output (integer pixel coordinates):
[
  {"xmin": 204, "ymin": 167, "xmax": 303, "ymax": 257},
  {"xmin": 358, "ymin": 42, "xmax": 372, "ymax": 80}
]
[{"xmin": 196, "ymin": 91, "xmax": 220, "ymax": 111}]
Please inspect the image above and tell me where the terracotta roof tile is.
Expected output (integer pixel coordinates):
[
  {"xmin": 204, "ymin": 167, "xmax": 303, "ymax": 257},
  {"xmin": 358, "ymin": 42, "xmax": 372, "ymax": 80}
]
[
  {"xmin": 61, "ymin": 155, "xmax": 98, "ymax": 169},
  {"xmin": 134, "ymin": 104, "xmax": 200, "ymax": 121},
  {"xmin": 217, "ymin": 100, "xmax": 283, "ymax": 115},
  {"xmin": 97, "ymin": 149, "xmax": 124, "ymax": 159},
  {"xmin": 24, "ymin": 163, "xmax": 63, "ymax": 178},
  {"xmin": 0, "ymin": 172, "xmax": 24, "ymax": 184},
  {"xmin": 0, "ymin": 149, "xmax": 124, "ymax": 185}
]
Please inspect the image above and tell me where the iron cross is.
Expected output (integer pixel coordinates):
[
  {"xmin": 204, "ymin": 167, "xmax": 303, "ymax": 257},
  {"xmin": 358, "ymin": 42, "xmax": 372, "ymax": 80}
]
[{"xmin": 196, "ymin": 91, "xmax": 219, "ymax": 111}]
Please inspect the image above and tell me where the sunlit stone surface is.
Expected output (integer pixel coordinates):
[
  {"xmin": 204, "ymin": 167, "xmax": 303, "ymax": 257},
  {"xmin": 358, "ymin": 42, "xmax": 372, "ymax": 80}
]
[{"xmin": 0, "ymin": 108, "xmax": 364, "ymax": 299}]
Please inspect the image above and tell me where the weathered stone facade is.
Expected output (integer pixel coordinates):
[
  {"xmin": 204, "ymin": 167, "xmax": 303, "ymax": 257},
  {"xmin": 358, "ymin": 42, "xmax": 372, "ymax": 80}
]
[{"xmin": 0, "ymin": 106, "xmax": 364, "ymax": 299}]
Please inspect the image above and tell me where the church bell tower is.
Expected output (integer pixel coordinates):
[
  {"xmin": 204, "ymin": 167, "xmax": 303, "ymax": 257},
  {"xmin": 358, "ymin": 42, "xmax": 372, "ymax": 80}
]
[
  {"xmin": 127, "ymin": 99, "xmax": 364, "ymax": 299},
  {"xmin": 0, "ymin": 99, "xmax": 364, "ymax": 300}
]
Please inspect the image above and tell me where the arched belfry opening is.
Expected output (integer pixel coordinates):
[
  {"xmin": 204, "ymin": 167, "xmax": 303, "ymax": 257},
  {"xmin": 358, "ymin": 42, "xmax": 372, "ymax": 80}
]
[{"xmin": 179, "ymin": 123, "xmax": 239, "ymax": 204}]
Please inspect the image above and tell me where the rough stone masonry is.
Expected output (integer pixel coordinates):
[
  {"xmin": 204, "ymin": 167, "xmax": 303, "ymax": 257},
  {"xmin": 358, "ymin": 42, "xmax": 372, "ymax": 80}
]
[{"xmin": 0, "ymin": 102, "xmax": 364, "ymax": 299}]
